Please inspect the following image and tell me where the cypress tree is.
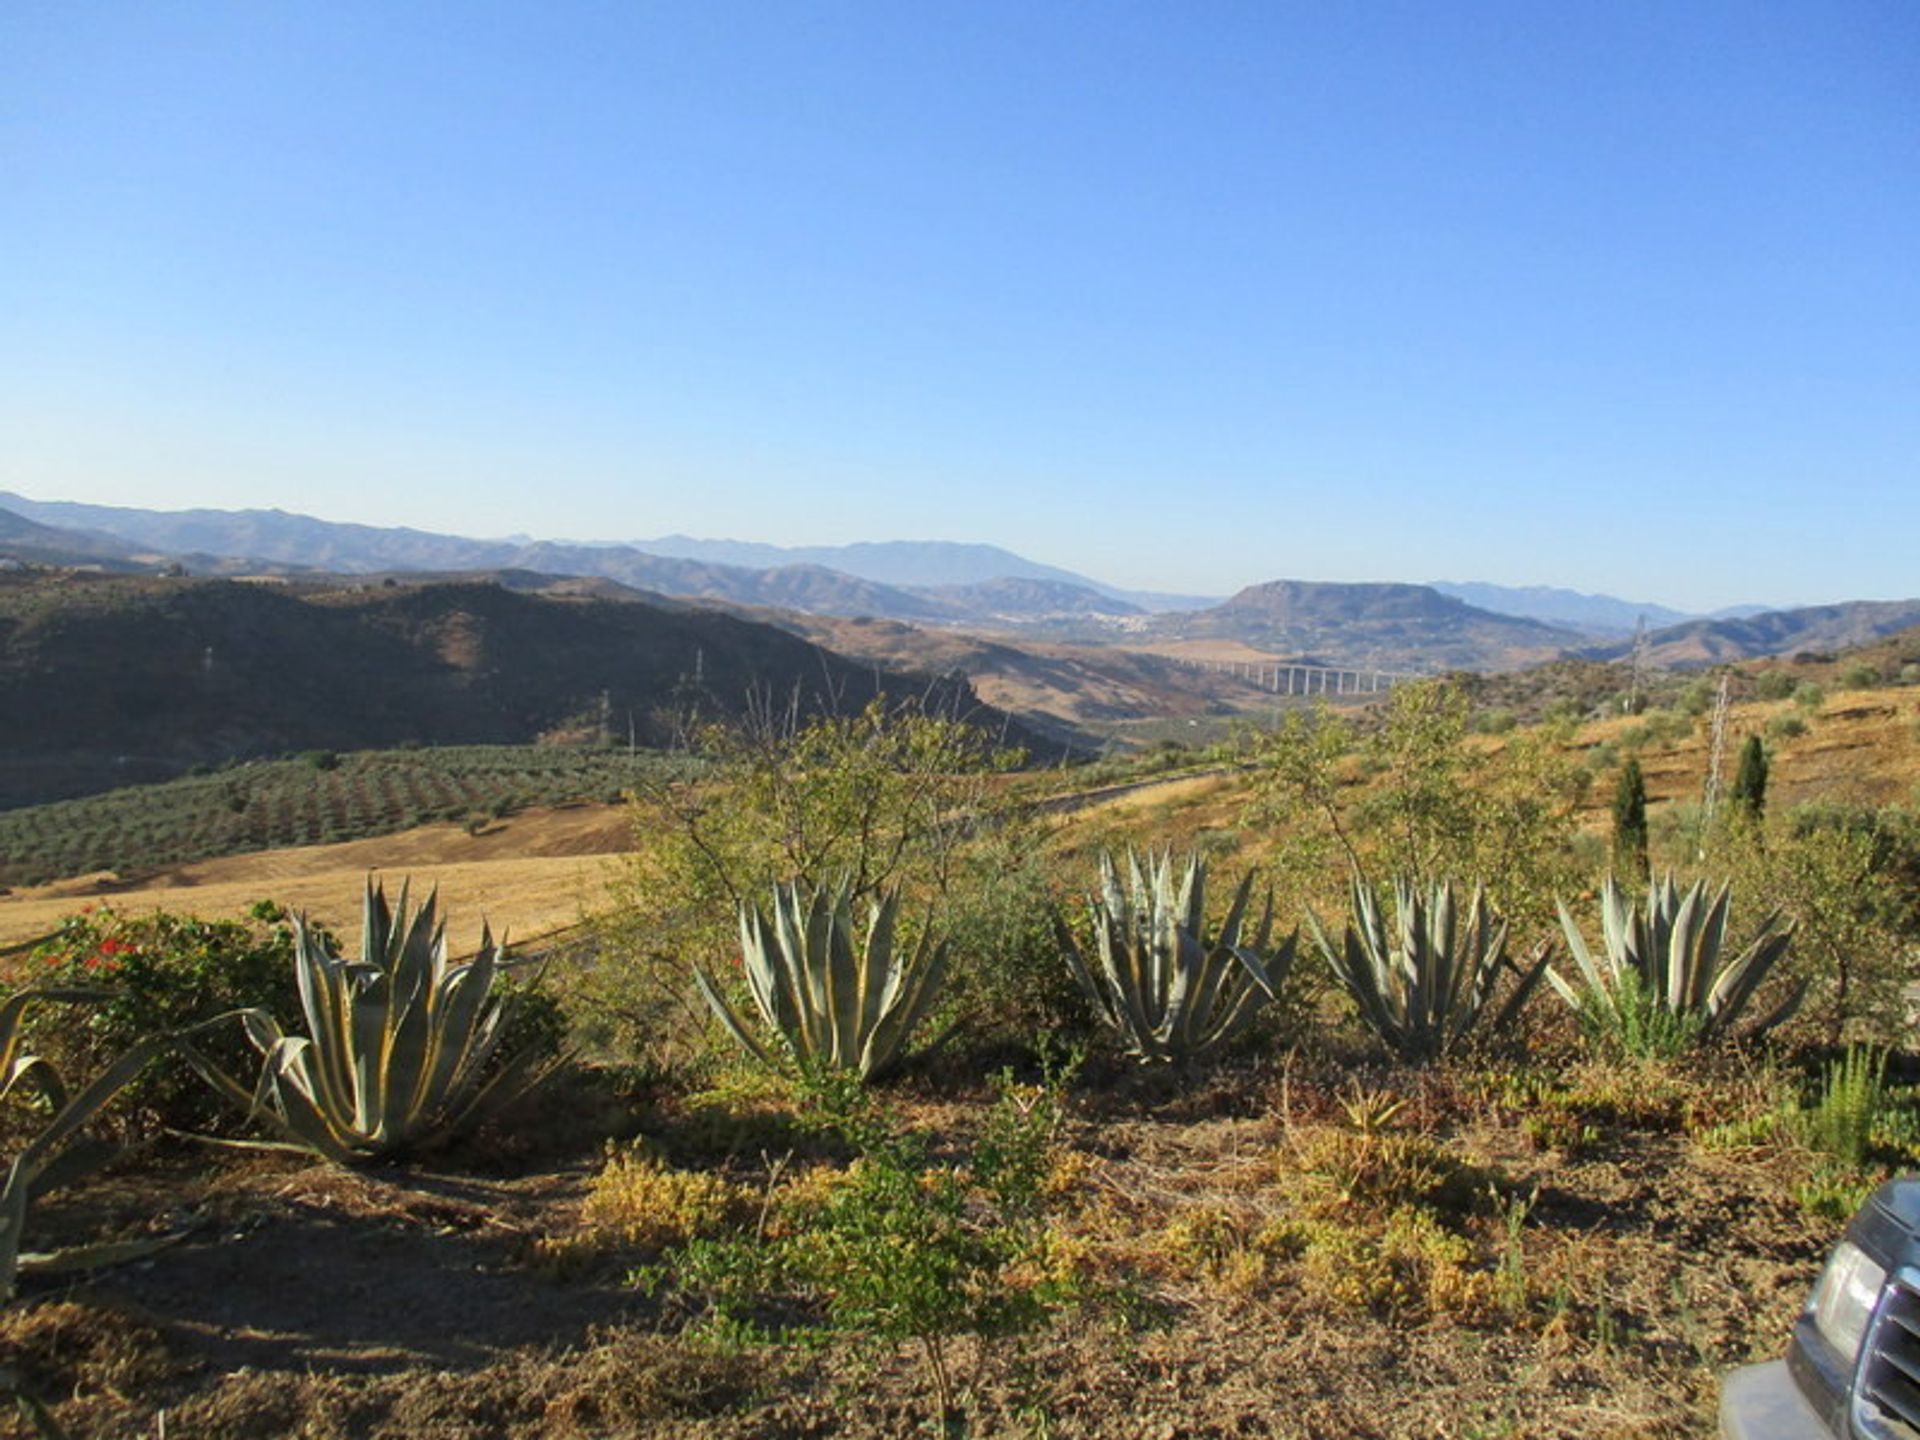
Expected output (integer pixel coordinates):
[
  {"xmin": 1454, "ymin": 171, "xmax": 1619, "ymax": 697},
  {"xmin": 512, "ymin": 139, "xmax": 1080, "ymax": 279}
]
[
  {"xmin": 1611, "ymin": 758, "xmax": 1649, "ymax": 881},
  {"xmin": 1731, "ymin": 735, "xmax": 1769, "ymax": 821}
]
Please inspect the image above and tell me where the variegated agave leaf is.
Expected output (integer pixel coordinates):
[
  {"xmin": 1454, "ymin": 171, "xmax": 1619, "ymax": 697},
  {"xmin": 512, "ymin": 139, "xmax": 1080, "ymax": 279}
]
[
  {"xmin": 1060, "ymin": 849, "xmax": 1289, "ymax": 1064},
  {"xmin": 1548, "ymin": 874, "xmax": 1799, "ymax": 1045},
  {"xmin": 695, "ymin": 876, "xmax": 949, "ymax": 1081},
  {"xmin": 1, "ymin": 988, "xmax": 170, "ymax": 1302},
  {"xmin": 1310, "ymin": 876, "xmax": 1544, "ymax": 1064},
  {"xmin": 179, "ymin": 880, "xmax": 551, "ymax": 1163}
]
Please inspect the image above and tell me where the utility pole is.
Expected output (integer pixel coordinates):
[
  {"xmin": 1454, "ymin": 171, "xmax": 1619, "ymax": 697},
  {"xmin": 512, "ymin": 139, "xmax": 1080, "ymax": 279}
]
[
  {"xmin": 1627, "ymin": 616, "xmax": 1648, "ymax": 714},
  {"xmin": 1700, "ymin": 673, "xmax": 1732, "ymax": 855}
]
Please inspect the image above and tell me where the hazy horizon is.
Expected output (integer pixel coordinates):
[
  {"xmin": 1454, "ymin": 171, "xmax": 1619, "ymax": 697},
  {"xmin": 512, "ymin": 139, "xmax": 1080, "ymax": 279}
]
[{"xmin": 5, "ymin": 4, "xmax": 1915, "ymax": 613}]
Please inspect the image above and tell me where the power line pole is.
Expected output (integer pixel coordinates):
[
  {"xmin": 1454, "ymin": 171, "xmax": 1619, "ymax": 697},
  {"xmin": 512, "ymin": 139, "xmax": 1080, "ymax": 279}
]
[
  {"xmin": 1627, "ymin": 615, "xmax": 1648, "ymax": 714},
  {"xmin": 1700, "ymin": 673, "xmax": 1732, "ymax": 856}
]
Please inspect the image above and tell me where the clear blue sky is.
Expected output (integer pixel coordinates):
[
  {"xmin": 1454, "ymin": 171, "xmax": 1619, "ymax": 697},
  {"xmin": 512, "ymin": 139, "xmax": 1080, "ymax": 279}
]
[{"xmin": 3, "ymin": 2, "xmax": 1915, "ymax": 610}]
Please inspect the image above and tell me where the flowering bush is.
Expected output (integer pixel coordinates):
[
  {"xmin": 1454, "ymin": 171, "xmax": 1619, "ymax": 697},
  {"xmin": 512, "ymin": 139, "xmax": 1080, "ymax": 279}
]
[{"xmin": 23, "ymin": 902, "xmax": 305, "ymax": 1135}]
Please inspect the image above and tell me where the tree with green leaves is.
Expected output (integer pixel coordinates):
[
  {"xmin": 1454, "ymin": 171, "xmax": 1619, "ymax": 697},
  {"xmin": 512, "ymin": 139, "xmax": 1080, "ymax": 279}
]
[
  {"xmin": 1244, "ymin": 679, "xmax": 1588, "ymax": 930},
  {"xmin": 583, "ymin": 695, "xmax": 1019, "ymax": 1068},
  {"xmin": 1731, "ymin": 734, "xmax": 1769, "ymax": 821},
  {"xmin": 1610, "ymin": 758, "xmax": 1649, "ymax": 881}
]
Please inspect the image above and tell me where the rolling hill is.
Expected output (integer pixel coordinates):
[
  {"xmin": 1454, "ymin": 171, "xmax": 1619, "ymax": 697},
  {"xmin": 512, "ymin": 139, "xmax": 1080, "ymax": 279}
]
[
  {"xmin": 0, "ymin": 504, "xmax": 148, "ymax": 567},
  {"xmin": 1584, "ymin": 599, "xmax": 1920, "ymax": 667},
  {"xmin": 1153, "ymin": 580, "xmax": 1580, "ymax": 672},
  {"xmin": 0, "ymin": 570, "xmax": 1033, "ymax": 809}
]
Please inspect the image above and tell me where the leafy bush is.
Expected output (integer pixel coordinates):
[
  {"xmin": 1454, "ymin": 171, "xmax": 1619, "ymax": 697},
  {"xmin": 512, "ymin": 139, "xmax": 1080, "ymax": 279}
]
[
  {"xmin": 669, "ymin": 1070, "xmax": 1082, "ymax": 1423},
  {"xmin": 26, "ymin": 905, "xmax": 303, "ymax": 1134},
  {"xmin": 1766, "ymin": 712, "xmax": 1807, "ymax": 741},
  {"xmin": 1720, "ymin": 807, "xmax": 1919, "ymax": 1044},
  {"xmin": 942, "ymin": 829, "xmax": 1091, "ymax": 1053},
  {"xmin": 1564, "ymin": 966, "xmax": 1703, "ymax": 1061},
  {"xmin": 1246, "ymin": 679, "xmax": 1587, "ymax": 933}
]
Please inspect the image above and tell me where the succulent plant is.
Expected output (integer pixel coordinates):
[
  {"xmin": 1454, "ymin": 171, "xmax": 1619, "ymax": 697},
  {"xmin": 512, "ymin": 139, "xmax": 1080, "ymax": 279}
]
[
  {"xmin": 694, "ymin": 877, "xmax": 949, "ymax": 1080},
  {"xmin": 1059, "ymin": 850, "xmax": 1290, "ymax": 1063},
  {"xmin": 1, "ymin": 987, "xmax": 169, "ymax": 1302},
  {"xmin": 1307, "ymin": 876, "xmax": 1547, "ymax": 1063},
  {"xmin": 182, "ymin": 879, "xmax": 550, "ymax": 1163},
  {"xmin": 1549, "ymin": 874, "xmax": 1800, "ymax": 1046}
]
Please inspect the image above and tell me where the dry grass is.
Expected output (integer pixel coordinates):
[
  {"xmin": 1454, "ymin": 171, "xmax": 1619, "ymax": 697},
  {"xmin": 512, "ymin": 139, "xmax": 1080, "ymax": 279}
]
[
  {"xmin": 0, "ymin": 803, "xmax": 630, "ymax": 949},
  {"xmin": 0, "ymin": 1053, "xmax": 1847, "ymax": 1439}
]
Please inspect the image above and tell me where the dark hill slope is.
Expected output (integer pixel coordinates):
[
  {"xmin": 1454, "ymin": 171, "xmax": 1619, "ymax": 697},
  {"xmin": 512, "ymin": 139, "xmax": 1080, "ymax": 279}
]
[
  {"xmin": 1162, "ymin": 580, "xmax": 1577, "ymax": 671},
  {"xmin": 0, "ymin": 573, "xmax": 1023, "ymax": 809}
]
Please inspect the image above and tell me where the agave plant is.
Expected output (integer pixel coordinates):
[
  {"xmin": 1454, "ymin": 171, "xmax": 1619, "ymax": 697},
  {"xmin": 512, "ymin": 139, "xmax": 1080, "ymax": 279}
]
[
  {"xmin": 1, "ymin": 987, "xmax": 170, "ymax": 1303},
  {"xmin": 1549, "ymin": 874, "xmax": 1800, "ymax": 1049},
  {"xmin": 183, "ymin": 879, "xmax": 549, "ymax": 1163},
  {"xmin": 694, "ymin": 877, "xmax": 949, "ymax": 1080},
  {"xmin": 1307, "ymin": 876, "xmax": 1548, "ymax": 1063},
  {"xmin": 1059, "ymin": 850, "xmax": 1291, "ymax": 1063}
]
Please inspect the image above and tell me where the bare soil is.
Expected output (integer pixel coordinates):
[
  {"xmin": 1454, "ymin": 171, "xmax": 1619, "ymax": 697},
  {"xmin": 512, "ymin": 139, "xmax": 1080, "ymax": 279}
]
[{"xmin": 0, "ymin": 1058, "xmax": 1831, "ymax": 1440}]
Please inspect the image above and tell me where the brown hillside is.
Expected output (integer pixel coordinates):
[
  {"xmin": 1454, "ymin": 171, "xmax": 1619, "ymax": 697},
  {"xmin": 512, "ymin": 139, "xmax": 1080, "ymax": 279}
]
[{"xmin": 0, "ymin": 571, "xmax": 1031, "ymax": 808}]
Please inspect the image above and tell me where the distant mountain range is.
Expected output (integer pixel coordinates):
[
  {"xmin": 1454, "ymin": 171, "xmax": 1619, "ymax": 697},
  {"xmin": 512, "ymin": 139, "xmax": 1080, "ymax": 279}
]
[
  {"xmin": 1580, "ymin": 600, "xmax": 1920, "ymax": 668},
  {"xmin": 0, "ymin": 493, "xmax": 1171, "ymax": 629},
  {"xmin": 1430, "ymin": 581, "xmax": 1690, "ymax": 636},
  {"xmin": 1, "ymin": 490, "xmax": 1907, "ymax": 676}
]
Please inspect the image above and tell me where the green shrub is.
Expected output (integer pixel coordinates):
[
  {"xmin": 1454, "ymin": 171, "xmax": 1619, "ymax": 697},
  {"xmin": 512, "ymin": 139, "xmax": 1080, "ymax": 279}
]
[
  {"xmin": 670, "ymin": 1070, "xmax": 1082, "ymax": 1423},
  {"xmin": 1793, "ymin": 1047, "xmax": 1893, "ymax": 1172},
  {"xmin": 1839, "ymin": 663, "xmax": 1881, "ymax": 690},
  {"xmin": 943, "ymin": 830, "xmax": 1091, "ymax": 1053},
  {"xmin": 26, "ymin": 905, "xmax": 303, "ymax": 1134},
  {"xmin": 1767, "ymin": 712, "xmax": 1807, "ymax": 741},
  {"xmin": 1566, "ymin": 966, "xmax": 1703, "ymax": 1061},
  {"xmin": 1754, "ymin": 671, "xmax": 1797, "ymax": 702}
]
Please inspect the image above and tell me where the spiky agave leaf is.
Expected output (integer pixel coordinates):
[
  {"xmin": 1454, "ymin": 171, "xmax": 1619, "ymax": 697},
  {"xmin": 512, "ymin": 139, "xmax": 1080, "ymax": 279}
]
[
  {"xmin": 179, "ymin": 880, "xmax": 552, "ymax": 1163},
  {"xmin": 1060, "ymin": 849, "xmax": 1290, "ymax": 1064},
  {"xmin": 694, "ymin": 876, "xmax": 949, "ymax": 1081},
  {"xmin": 1547, "ymin": 874, "xmax": 1800, "ymax": 1047},
  {"xmin": 0, "ymin": 988, "xmax": 170, "ymax": 1301},
  {"xmin": 1310, "ymin": 876, "xmax": 1543, "ymax": 1064}
]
